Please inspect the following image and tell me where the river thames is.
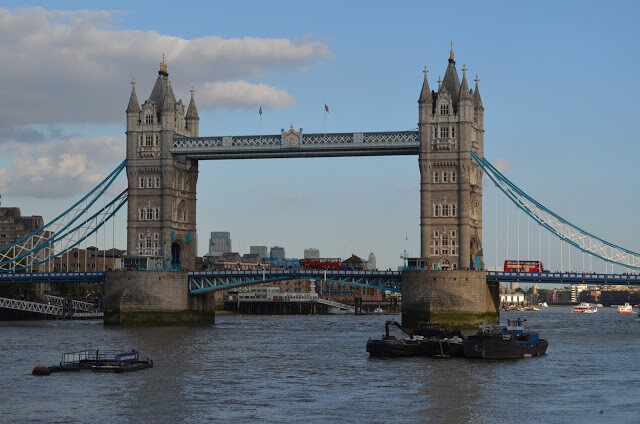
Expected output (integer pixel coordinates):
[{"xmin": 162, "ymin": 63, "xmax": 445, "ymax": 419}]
[{"xmin": 1, "ymin": 307, "xmax": 639, "ymax": 423}]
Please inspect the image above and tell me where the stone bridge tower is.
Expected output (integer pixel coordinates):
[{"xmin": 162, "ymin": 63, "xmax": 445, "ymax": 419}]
[
  {"xmin": 418, "ymin": 44, "xmax": 485, "ymax": 270},
  {"xmin": 125, "ymin": 57, "xmax": 199, "ymax": 270}
]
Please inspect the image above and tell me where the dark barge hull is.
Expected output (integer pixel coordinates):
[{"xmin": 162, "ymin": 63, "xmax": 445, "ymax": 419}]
[
  {"xmin": 463, "ymin": 335, "xmax": 548, "ymax": 359},
  {"xmin": 366, "ymin": 338, "xmax": 464, "ymax": 358}
]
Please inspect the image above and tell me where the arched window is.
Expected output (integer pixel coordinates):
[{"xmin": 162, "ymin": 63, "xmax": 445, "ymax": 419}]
[
  {"xmin": 139, "ymin": 209, "xmax": 145, "ymax": 220},
  {"xmin": 434, "ymin": 204, "xmax": 441, "ymax": 217}
]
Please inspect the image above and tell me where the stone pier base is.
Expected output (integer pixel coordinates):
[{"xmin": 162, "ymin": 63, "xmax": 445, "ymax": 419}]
[
  {"xmin": 104, "ymin": 270, "xmax": 215, "ymax": 325},
  {"xmin": 401, "ymin": 270, "xmax": 499, "ymax": 331}
]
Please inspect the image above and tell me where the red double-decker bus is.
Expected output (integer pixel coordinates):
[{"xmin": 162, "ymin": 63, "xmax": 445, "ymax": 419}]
[
  {"xmin": 504, "ymin": 260, "xmax": 544, "ymax": 272},
  {"xmin": 302, "ymin": 258, "xmax": 342, "ymax": 270}
]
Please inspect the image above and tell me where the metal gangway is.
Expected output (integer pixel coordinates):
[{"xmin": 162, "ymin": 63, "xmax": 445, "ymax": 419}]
[
  {"xmin": 0, "ymin": 297, "xmax": 63, "ymax": 316},
  {"xmin": 42, "ymin": 295, "xmax": 100, "ymax": 313},
  {"xmin": 0, "ymin": 296, "xmax": 103, "ymax": 318},
  {"xmin": 316, "ymin": 298, "xmax": 355, "ymax": 313}
]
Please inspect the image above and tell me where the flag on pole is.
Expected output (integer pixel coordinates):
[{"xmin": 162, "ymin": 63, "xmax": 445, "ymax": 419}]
[
  {"xmin": 324, "ymin": 104, "xmax": 329, "ymax": 113},
  {"xmin": 259, "ymin": 105, "xmax": 263, "ymax": 115}
]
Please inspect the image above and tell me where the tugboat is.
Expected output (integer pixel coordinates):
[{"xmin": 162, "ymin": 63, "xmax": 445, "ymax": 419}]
[
  {"xmin": 366, "ymin": 320, "xmax": 464, "ymax": 358},
  {"xmin": 463, "ymin": 318, "xmax": 548, "ymax": 359}
]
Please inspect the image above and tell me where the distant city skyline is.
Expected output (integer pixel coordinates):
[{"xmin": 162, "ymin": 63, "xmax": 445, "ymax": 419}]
[{"xmin": 0, "ymin": 2, "xmax": 639, "ymax": 270}]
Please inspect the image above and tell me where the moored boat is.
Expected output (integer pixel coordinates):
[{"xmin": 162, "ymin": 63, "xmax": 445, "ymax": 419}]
[
  {"xmin": 36, "ymin": 349, "xmax": 153, "ymax": 374},
  {"xmin": 366, "ymin": 320, "xmax": 464, "ymax": 358},
  {"xmin": 617, "ymin": 303, "xmax": 634, "ymax": 314},
  {"xmin": 463, "ymin": 318, "xmax": 548, "ymax": 359}
]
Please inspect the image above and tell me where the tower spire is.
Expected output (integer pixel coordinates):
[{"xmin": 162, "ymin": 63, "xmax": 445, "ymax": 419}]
[
  {"xmin": 159, "ymin": 53, "xmax": 168, "ymax": 76},
  {"xmin": 449, "ymin": 41, "xmax": 455, "ymax": 63},
  {"xmin": 126, "ymin": 78, "xmax": 140, "ymax": 113},
  {"xmin": 186, "ymin": 86, "xmax": 199, "ymax": 120},
  {"xmin": 473, "ymin": 74, "xmax": 483, "ymax": 108},
  {"xmin": 459, "ymin": 64, "xmax": 471, "ymax": 99},
  {"xmin": 418, "ymin": 66, "xmax": 432, "ymax": 104}
]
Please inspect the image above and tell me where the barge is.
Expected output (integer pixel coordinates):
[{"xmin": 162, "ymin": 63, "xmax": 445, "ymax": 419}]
[{"xmin": 34, "ymin": 349, "xmax": 153, "ymax": 375}]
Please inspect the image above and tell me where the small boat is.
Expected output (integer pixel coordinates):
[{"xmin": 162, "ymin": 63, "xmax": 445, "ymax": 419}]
[
  {"xmin": 573, "ymin": 302, "xmax": 592, "ymax": 313},
  {"xmin": 618, "ymin": 303, "xmax": 634, "ymax": 314},
  {"xmin": 596, "ymin": 304, "xmax": 604, "ymax": 308},
  {"xmin": 583, "ymin": 305, "xmax": 597, "ymax": 314},
  {"xmin": 366, "ymin": 320, "xmax": 464, "ymax": 358},
  {"xmin": 463, "ymin": 318, "xmax": 548, "ymax": 359},
  {"xmin": 539, "ymin": 302, "xmax": 548, "ymax": 308}
]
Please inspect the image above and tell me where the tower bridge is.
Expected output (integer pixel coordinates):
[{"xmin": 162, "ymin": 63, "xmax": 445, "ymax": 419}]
[{"xmin": 3, "ymin": 45, "xmax": 640, "ymax": 326}]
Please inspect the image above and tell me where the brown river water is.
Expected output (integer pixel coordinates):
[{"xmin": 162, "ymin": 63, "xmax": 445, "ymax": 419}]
[{"xmin": 1, "ymin": 307, "xmax": 639, "ymax": 423}]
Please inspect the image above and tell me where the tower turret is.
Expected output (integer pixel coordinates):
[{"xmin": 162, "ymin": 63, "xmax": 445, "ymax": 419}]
[
  {"xmin": 126, "ymin": 79, "xmax": 140, "ymax": 129},
  {"xmin": 186, "ymin": 87, "xmax": 200, "ymax": 137}
]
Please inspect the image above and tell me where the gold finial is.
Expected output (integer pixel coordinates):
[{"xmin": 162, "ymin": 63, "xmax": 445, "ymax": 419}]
[
  {"xmin": 449, "ymin": 41, "xmax": 454, "ymax": 61},
  {"xmin": 290, "ymin": 123, "xmax": 294, "ymax": 130},
  {"xmin": 160, "ymin": 53, "xmax": 167, "ymax": 73}
]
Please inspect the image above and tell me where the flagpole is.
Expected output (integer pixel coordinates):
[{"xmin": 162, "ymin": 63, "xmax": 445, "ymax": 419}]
[
  {"xmin": 323, "ymin": 102, "xmax": 327, "ymax": 136},
  {"xmin": 259, "ymin": 105, "xmax": 262, "ymax": 141}
]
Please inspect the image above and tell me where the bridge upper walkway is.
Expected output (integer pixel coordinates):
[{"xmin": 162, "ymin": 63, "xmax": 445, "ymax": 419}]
[{"xmin": 171, "ymin": 131, "xmax": 419, "ymax": 159}]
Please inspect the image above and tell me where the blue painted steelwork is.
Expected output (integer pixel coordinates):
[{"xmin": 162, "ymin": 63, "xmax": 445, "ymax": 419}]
[
  {"xmin": 472, "ymin": 151, "xmax": 640, "ymax": 271},
  {"xmin": 0, "ymin": 160, "xmax": 127, "ymax": 271},
  {"xmin": 187, "ymin": 270, "xmax": 402, "ymax": 294},
  {"xmin": 0, "ymin": 272, "xmax": 105, "ymax": 284},
  {"xmin": 2, "ymin": 270, "xmax": 638, "ymax": 288},
  {"xmin": 0, "ymin": 190, "xmax": 128, "ymax": 272},
  {"xmin": 487, "ymin": 270, "xmax": 640, "ymax": 285}
]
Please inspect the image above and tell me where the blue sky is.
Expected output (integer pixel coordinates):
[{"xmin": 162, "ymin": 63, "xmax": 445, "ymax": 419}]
[{"xmin": 0, "ymin": 1, "xmax": 639, "ymax": 270}]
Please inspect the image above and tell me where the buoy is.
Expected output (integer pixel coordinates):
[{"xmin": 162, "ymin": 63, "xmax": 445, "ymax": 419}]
[{"xmin": 32, "ymin": 366, "xmax": 50, "ymax": 376}]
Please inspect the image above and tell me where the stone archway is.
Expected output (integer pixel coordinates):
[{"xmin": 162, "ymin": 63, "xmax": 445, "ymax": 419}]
[{"xmin": 171, "ymin": 242, "xmax": 182, "ymax": 271}]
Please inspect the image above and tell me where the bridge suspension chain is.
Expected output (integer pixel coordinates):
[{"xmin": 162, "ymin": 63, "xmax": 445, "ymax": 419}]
[
  {"xmin": 472, "ymin": 151, "xmax": 640, "ymax": 271},
  {"xmin": 0, "ymin": 160, "xmax": 127, "ymax": 272}
]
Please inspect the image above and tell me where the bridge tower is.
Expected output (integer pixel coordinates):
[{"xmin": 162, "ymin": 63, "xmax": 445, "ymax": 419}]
[
  {"xmin": 402, "ymin": 45, "xmax": 498, "ymax": 330},
  {"xmin": 125, "ymin": 57, "xmax": 199, "ymax": 270},
  {"xmin": 418, "ymin": 44, "xmax": 484, "ymax": 270}
]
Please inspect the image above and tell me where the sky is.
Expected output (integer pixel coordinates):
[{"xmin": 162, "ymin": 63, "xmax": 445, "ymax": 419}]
[{"xmin": 0, "ymin": 1, "xmax": 639, "ymax": 271}]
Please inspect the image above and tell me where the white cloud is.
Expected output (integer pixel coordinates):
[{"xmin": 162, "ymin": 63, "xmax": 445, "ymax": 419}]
[
  {"xmin": 0, "ymin": 7, "xmax": 331, "ymax": 130},
  {"xmin": 198, "ymin": 81, "xmax": 296, "ymax": 109},
  {"xmin": 492, "ymin": 158, "xmax": 514, "ymax": 173},
  {"xmin": 0, "ymin": 136, "xmax": 124, "ymax": 198}
]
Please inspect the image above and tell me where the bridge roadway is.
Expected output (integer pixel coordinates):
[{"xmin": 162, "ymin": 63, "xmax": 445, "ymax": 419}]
[{"xmin": 1, "ymin": 270, "xmax": 639, "ymax": 290}]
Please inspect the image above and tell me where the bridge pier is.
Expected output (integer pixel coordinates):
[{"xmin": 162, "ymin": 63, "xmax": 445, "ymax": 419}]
[
  {"xmin": 104, "ymin": 270, "xmax": 214, "ymax": 325},
  {"xmin": 401, "ymin": 270, "xmax": 499, "ymax": 331}
]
